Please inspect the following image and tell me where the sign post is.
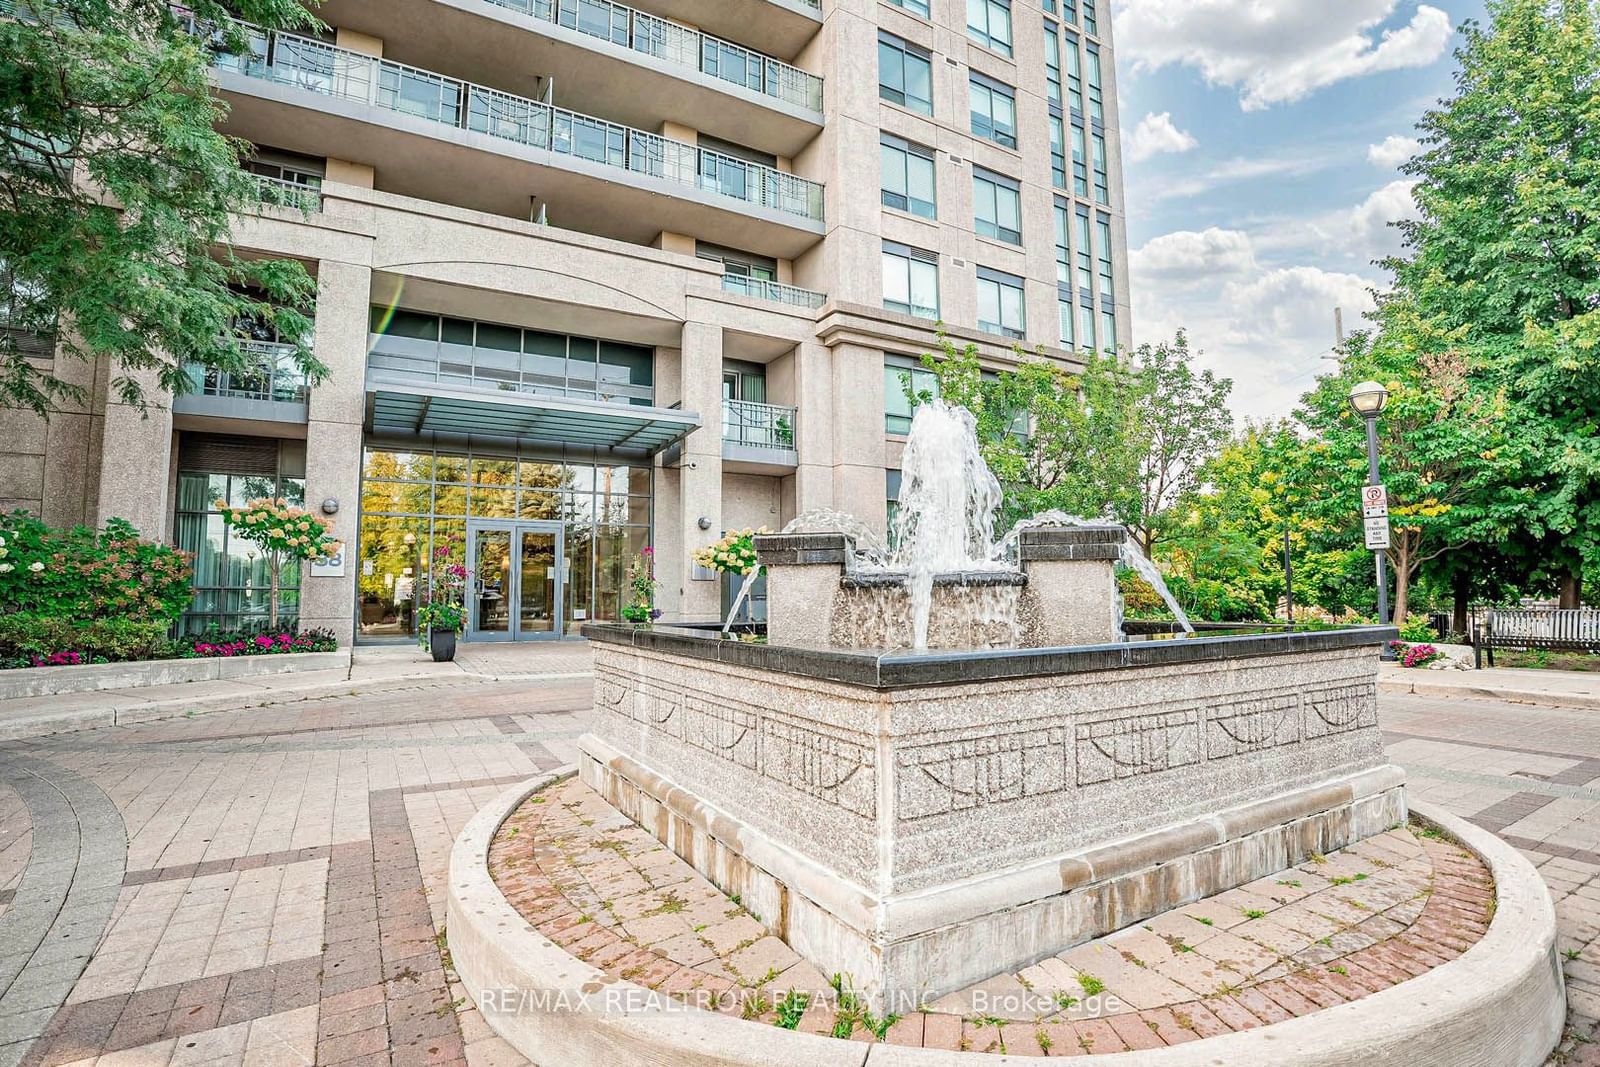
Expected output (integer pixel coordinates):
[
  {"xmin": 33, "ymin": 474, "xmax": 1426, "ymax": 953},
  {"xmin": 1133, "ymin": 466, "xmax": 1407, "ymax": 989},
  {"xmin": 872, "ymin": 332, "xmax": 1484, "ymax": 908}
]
[{"xmin": 1358, "ymin": 483, "xmax": 1391, "ymax": 629}]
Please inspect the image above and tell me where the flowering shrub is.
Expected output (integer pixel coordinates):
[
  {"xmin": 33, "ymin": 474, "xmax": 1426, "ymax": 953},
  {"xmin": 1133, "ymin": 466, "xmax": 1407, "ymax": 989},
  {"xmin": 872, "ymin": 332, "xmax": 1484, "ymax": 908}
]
[
  {"xmin": 215, "ymin": 498, "xmax": 340, "ymax": 628},
  {"xmin": 1397, "ymin": 642, "xmax": 1443, "ymax": 669},
  {"xmin": 184, "ymin": 627, "xmax": 338, "ymax": 658},
  {"xmin": 621, "ymin": 547, "xmax": 660, "ymax": 623},
  {"xmin": 417, "ymin": 540, "xmax": 467, "ymax": 643},
  {"xmin": 692, "ymin": 528, "xmax": 768, "ymax": 577},
  {"xmin": 0, "ymin": 512, "xmax": 192, "ymax": 623},
  {"xmin": 0, "ymin": 616, "xmax": 173, "ymax": 667}
]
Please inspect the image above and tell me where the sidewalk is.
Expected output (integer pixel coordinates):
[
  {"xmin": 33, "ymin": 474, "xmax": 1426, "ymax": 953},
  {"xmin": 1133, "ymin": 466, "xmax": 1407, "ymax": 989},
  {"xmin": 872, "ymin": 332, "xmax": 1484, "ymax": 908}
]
[
  {"xmin": 1380, "ymin": 663, "xmax": 1600, "ymax": 710},
  {"xmin": 0, "ymin": 640, "xmax": 594, "ymax": 739}
]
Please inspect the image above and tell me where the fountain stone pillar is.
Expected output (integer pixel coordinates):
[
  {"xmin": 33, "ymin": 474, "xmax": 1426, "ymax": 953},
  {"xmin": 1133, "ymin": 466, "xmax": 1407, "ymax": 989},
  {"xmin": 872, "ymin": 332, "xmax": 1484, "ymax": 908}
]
[
  {"xmin": 1017, "ymin": 525, "xmax": 1126, "ymax": 646},
  {"xmin": 756, "ymin": 533, "xmax": 851, "ymax": 649}
]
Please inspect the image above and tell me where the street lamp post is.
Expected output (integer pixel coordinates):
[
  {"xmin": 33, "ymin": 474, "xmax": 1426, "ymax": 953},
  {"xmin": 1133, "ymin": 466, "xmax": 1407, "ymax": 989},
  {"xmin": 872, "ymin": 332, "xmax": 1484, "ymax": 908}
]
[{"xmin": 1348, "ymin": 381, "xmax": 1393, "ymax": 655}]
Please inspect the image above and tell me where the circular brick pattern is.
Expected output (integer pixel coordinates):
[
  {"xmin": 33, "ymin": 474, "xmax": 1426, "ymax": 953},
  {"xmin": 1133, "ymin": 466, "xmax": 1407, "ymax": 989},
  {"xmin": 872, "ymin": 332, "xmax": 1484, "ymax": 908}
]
[{"xmin": 489, "ymin": 778, "xmax": 1497, "ymax": 1054}]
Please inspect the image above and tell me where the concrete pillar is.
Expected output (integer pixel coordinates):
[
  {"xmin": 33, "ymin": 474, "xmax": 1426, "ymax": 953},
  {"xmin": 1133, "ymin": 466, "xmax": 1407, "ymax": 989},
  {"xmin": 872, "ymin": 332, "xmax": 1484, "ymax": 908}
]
[
  {"xmin": 94, "ymin": 368, "xmax": 174, "ymax": 539},
  {"xmin": 325, "ymin": 159, "xmax": 375, "ymax": 188},
  {"xmin": 673, "ymin": 321, "xmax": 723, "ymax": 621},
  {"xmin": 828, "ymin": 342, "xmax": 886, "ymax": 538},
  {"xmin": 299, "ymin": 259, "xmax": 372, "ymax": 643},
  {"xmin": 334, "ymin": 28, "xmax": 383, "ymax": 57},
  {"xmin": 789, "ymin": 341, "xmax": 835, "ymax": 520}
]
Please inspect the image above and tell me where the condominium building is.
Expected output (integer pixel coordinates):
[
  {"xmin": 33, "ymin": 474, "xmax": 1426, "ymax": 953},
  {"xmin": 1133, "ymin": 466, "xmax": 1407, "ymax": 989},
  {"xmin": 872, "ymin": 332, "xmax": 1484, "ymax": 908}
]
[{"xmin": 3, "ymin": 0, "xmax": 1130, "ymax": 643}]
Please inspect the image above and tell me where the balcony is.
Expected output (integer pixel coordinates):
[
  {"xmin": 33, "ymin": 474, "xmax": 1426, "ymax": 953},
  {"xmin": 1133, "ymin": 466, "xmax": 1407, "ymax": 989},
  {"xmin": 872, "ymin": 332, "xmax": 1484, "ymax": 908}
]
[
  {"xmin": 202, "ymin": 22, "xmax": 826, "ymax": 257},
  {"xmin": 249, "ymin": 173, "xmax": 322, "ymax": 213},
  {"xmin": 719, "ymin": 274, "xmax": 825, "ymax": 311},
  {"xmin": 173, "ymin": 340, "xmax": 310, "ymax": 424},
  {"xmin": 722, "ymin": 398, "xmax": 797, "ymax": 472}
]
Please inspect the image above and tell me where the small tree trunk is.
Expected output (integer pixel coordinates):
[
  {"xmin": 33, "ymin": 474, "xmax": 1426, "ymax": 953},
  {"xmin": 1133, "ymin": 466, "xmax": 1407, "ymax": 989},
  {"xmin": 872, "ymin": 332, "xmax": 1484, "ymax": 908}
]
[
  {"xmin": 268, "ymin": 552, "xmax": 280, "ymax": 630},
  {"xmin": 1559, "ymin": 567, "xmax": 1582, "ymax": 610},
  {"xmin": 1392, "ymin": 538, "xmax": 1412, "ymax": 623},
  {"xmin": 1452, "ymin": 569, "xmax": 1470, "ymax": 636}
]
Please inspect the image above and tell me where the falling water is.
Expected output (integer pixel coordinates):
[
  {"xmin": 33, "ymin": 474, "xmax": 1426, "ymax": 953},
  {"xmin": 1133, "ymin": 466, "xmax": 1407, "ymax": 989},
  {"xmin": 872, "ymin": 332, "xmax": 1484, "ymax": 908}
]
[
  {"xmin": 887, "ymin": 401, "xmax": 1010, "ymax": 649},
  {"xmin": 995, "ymin": 511, "xmax": 1195, "ymax": 634}
]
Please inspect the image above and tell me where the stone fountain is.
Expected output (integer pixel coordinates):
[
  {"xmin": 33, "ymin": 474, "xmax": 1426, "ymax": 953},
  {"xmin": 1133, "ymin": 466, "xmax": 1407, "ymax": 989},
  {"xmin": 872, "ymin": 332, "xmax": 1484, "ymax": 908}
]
[{"xmin": 580, "ymin": 402, "xmax": 1403, "ymax": 1008}]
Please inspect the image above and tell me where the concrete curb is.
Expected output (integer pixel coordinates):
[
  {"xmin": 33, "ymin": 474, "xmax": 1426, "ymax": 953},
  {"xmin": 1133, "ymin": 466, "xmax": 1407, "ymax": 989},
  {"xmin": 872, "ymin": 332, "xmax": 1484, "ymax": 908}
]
[
  {"xmin": 0, "ymin": 650, "xmax": 352, "ymax": 700},
  {"xmin": 449, "ymin": 783, "xmax": 1564, "ymax": 1067},
  {"xmin": 1380, "ymin": 676, "xmax": 1600, "ymax": 711}
]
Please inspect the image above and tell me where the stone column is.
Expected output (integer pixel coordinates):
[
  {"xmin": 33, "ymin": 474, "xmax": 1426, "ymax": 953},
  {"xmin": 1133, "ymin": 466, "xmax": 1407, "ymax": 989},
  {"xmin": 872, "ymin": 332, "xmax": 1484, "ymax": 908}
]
[
  {"xmin": 828, "ymin": 342, "xmax": 887, "ymax": 538},
  {"xmin": 298, "ymin": 259, "xmax": 372, "ymax": 644},
  {"xmin": 673, "ymin": 320, "xmax": 723, "ymax": 622},
  {"xmin": 95, "ymin": 367, "xmax": 174, "ymax": 539},
  {"xmin": 754, "ymin": 534, "xmax": 847, "ymax": 648},
  {"xmin": 789, "ymin": 340, "xmax": 835, "ymax": 520},
  {"xmin": 1017, "ymin": 526, "xmax": 1125, "ymax": 646}
]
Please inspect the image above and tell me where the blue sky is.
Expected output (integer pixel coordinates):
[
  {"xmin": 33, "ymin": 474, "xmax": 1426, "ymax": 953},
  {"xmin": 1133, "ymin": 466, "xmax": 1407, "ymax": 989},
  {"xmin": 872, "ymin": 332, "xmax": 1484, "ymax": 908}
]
[{"xmin": 1113, "ymin": 0, "xmax": 1490, "ymax": 423}]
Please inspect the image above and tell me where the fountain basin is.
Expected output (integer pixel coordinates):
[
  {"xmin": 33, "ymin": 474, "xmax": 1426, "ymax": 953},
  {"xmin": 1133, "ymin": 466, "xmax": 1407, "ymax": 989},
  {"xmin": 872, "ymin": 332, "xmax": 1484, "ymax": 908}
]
[{"xmin": 579, "ymin": 619, "xmax": 1403, "ymax": 1006}]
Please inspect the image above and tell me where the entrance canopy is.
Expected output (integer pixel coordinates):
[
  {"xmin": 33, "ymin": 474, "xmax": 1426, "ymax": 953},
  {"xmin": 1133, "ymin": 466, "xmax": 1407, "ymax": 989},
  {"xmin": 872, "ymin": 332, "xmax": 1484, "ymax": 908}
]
[{"xmin": 365, "ymin": 377, "xmax": 700, "ymax": 455}]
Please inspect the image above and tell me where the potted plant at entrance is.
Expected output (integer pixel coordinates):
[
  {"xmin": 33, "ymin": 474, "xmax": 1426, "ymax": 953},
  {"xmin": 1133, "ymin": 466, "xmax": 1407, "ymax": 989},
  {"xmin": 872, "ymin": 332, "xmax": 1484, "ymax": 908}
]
[
  {"xmin": 620, "ymin": 546, "xmax": 660, "ymax": 624},
  {"xmin": 418, "ymin": 542, "xmax": 467, "ymax": 661},
  {"xmin": 214, "ymin": 498, "xmax": 341, "ymax": 629}
]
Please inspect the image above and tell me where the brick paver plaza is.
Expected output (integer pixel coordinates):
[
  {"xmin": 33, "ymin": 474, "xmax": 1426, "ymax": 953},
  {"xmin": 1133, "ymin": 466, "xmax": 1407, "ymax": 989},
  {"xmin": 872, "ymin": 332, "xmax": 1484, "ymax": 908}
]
[{"xmin": 0, "ymin": 646, "xmax": 1597, "ymax": 1065}]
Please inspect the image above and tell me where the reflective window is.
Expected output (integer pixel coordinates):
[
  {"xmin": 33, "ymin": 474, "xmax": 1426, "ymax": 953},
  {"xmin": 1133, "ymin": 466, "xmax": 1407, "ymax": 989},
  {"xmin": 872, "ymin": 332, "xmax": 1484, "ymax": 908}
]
[
  {"xmin": 879, "ymin": 32, "xmax": 933, "ymax": 115},
  {"xmin": 967, "ymin": 0, "xmax": 1013, "ymax": 56},
  {"xmin": 970, "ymin": 74, "xmax": 1018, "ymax": 149},
  {"xmin": 881, "ymin": 134, "xmax": 937, "ymax": 219},
  {"xmin": 882, "ymin": 241, "xmax": 939, "ymax": 320},
  {"xmin": 976, "ymin": 267, "xmax": 1026, "ymax": 340},
  {"xmin": 973, "ymin": 168, "xmax": 1021, "ymax": 245}
]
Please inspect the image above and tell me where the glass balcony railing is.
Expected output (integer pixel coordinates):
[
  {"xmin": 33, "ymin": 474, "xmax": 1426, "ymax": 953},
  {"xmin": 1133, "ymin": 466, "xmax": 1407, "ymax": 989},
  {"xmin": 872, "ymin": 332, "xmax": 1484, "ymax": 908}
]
[
  {"xmin": 197, "ymin": 22, "xmax": 826, "ymax": 224},
  {"xmin": 184, "ymin": 340, "xmax": 310, "ymax": 404},
  {"xmin": 719, "ymin": 274, "xmax": 825, "ymax": 310},
  {"xmin": 480, "ymin": 0, "xmax": 823, "ymax": 111},
  {"xmin": 724, "ymin": 399, "xmax": 797, "ymax": 451}
]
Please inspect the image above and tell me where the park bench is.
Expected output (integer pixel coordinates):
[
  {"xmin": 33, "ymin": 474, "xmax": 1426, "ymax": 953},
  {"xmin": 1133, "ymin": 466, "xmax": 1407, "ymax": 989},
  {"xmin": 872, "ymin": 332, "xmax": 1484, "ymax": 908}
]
[{"xmin": 1475, "ymin": 608, "xmax": 1600, "ymax": 668}]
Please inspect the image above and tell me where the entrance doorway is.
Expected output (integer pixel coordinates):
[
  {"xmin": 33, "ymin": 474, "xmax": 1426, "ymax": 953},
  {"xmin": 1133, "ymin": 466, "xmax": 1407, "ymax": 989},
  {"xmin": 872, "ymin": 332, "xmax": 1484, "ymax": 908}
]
[{"xmin": 466, "ymin": 521, "xmax": 564, "ymax": 641}]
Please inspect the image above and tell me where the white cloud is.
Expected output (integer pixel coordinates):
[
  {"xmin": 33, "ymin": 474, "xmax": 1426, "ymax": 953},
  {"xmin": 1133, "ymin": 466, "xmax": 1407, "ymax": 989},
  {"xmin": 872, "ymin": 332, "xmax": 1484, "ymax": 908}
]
[
  {"xmin": 1135, "ymin": 151, "xmax": 1336, "ymax": 203},
  {"xmin": 1115, "ymin": 1, "xmax": 1453, "ymax": 110},
  {"xmin": 1131, "ymin": 228, "xmax": 1256, "ymax": 285},
  {"xmin": 1126, "ymin": 112, "xmax": 1199, "ymax": 162},
  {"xmin": 1348, "ymin": 179, "xmax": 1420, "ymax": 259},
  {"xmin": 1367, "ymin": 135, "xmax": 1422, "ymax": 168}
]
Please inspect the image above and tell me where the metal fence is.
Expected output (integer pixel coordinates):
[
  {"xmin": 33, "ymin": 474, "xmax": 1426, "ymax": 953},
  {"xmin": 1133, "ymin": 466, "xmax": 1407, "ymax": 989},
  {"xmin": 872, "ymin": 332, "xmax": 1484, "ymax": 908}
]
[
  {"xmin": 719, "ymin": 274, "xmax": 826, "ymax": 310},
  {"xmin": 186, "ymin": 340, "xmax": 309, "ymax": 403},
  {"xmin": 198, "ymin": 21, "xmax": 825, "ymax": 223},
  {"xmin": 723, "ymin": 399, "xmax": 796, "ymax": 451}
]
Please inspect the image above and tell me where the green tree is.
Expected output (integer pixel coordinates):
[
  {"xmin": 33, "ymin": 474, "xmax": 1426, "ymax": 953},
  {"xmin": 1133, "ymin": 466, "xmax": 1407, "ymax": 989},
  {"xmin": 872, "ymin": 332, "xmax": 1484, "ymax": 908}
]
[
  {"xmin": 912, "ymin": 330, "xmax": 1231, "ymax": 555},
  {"xmin": 1, "ymin": 0, "xmax": 324, "ymax": 416},
  {"xmin": 1391, "ymin": 0, "xmax": 1600, "ymax": 606}
]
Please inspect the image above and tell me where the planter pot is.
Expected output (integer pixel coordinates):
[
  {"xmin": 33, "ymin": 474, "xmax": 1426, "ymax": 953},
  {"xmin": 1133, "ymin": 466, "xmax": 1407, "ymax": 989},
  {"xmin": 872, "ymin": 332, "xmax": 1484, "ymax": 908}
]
[{"xmin": 430, "ymin": 629, "xmax": 458, "ymax": 663}]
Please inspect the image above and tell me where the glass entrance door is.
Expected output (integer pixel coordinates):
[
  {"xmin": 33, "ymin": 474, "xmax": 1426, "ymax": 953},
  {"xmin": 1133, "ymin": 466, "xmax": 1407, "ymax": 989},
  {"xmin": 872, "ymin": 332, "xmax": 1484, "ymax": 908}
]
[{"xmin": 467, "ymin": 521, "xmax": 563, "ymax": 641}]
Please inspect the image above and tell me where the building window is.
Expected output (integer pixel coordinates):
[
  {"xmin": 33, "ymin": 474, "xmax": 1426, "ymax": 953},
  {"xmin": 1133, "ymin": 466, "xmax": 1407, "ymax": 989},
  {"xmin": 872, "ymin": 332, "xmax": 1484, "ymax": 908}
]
[
  {"xmin": 1054, "ymin": 200, "xmax": 1070, "ymax": 285},
  {"xmin": 1058, "ymin": 291, "xmax": 1075, "ymax": 347},
  {"xmin": 1062, "ymin": 0, "xmax": 1077, "ymax": 25},
  {"xmin": 879, "ymin": 32, "xmax": 933, "ymax": 115},
  {"xmin": 1044, "ymin": 23, "xmax": 1062, "ymax": 104},
  {"xmin": 697, "ymin": 242, "xmax": 777, "ymax": 282},
  {"xmin": 886, "ymin": 468, "xmax": 903, "ymax": 538},
  {"xmin": 1086, "ymin": 43, "xmax": 1105, "ymax": 123},
  {"xmin": 888, "ymin": 0, "xmax": 931, "ymax": 14},
  {"xmin": 1096, "ymin": 215, "xmax": 1115, "ymax": 304},
  {"xmin": 885, "ymin": 356, "xmax": 939, "ymax": 435},
  {"xmin": 1082, "ymin": 0, "xmax": 1097, "ymax": 35},
  {"xmin": 1092, "ymin": 130, "xmax": 1110, "ymax": 204},
  {"xmin": 1065, "ymin": 31, "xmax": 1084, "ymax": 114},
  {"xmin": 882, "ymin": 241, "xmax": 940, "ymax": 320},
  {"xmin": 967, "ymin": 0, "xmax": 1013, "ymax": 56},
  {"xmin": 1049, "ymin": 110, "xmax": 1067, "ymax": 189},
  {"xmin": 976, "ymin": 267, "xmax": 1026, "ymax": 340},
  {"xmin": 173, "ymin": 437, "xmax": 306, "ymax": 635},
  {"xmin": 368, "ymin": 310, "xmax": 654, "ymax": 406},
  {"xmin": 1070, "ymin": 123, "xmax": 1089, "ymax": 197},
  {"xmin": 881, "ymin": 134, "xmax": 937, "ymax": 219},
  {"xmin": 969, "ymin": 73, "xmax": 1017, "ymax": 149},
  {"xmin": 1075, "ymin": 207, "xmax": 1094, "ymax": 297},
  {"xmin": 972, "ymin": 168, "xmax": 1022, "ymax": 245},
  {"xmin": 357, "ymin": 448, "xmax": 651, "ymax": 639},
  {"xmin": 1101, "ymin": 309, "xmax": 1116, "ymax": 352}
]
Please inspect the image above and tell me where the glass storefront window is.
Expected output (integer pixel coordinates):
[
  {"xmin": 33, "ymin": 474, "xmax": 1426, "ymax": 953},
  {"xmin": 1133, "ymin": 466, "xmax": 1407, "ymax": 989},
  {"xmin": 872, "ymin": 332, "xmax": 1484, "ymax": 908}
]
[{"xmin": 357, "ymin": 445, "xmax": 651, "ymax": 640}]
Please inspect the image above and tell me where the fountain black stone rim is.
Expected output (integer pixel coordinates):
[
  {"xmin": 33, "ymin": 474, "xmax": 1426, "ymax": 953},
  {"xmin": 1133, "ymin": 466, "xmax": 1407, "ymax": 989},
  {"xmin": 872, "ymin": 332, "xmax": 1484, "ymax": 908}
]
[
  {"xmin": 838, "ymin": 570, "xmax": 1028, "ymax": 589},
  {"xmin": 582, "ymin": 622, "xmax": 1400, "ymax": 689}
]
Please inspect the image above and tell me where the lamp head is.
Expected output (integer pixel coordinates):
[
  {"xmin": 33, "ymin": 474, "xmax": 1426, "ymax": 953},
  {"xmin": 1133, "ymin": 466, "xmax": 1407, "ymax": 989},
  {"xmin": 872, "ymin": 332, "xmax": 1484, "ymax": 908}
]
[{"xmin": 1348, "ymin": 380, "xmax": 1389, "ymax": 417}]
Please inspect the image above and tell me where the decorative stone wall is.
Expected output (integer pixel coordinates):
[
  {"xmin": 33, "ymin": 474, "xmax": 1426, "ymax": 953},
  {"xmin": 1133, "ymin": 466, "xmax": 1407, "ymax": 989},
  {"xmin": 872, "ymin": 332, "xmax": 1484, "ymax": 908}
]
[{"xmin": 580, "ymin": 623, "xmax": 1402, "ymax": 1003}]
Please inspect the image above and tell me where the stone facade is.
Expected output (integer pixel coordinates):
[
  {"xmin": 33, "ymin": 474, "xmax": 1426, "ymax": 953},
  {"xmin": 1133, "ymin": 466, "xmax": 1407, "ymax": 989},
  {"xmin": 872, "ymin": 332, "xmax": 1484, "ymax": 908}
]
[{"xmin": 579, "ymin": 624, "xmax": 1403, "ymax": 1003}]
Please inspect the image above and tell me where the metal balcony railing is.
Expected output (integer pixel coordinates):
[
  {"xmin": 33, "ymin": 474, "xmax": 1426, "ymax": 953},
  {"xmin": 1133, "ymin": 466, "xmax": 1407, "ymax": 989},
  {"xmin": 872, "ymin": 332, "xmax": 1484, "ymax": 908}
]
[
  {"xmin": 249, "ymin": 173, "xmax": 322, "ymax": 212},
  {"xmin": 724, "ymin": 399, "xmax": 796, "ymax": 451},
  {"xmin": 480, "ymin": 0, "xmax": 823, "ymax": 111},
  {"xmin": 719, "ymin": 274, "xmax": 825, "ymax": 310},
  {"xmin": 196, "ymin": 22, "xmax": 825, "ymax": 224},
  {"xmin": 185, "ymin": 340, "xmax": 310, "ymax": 403}
]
